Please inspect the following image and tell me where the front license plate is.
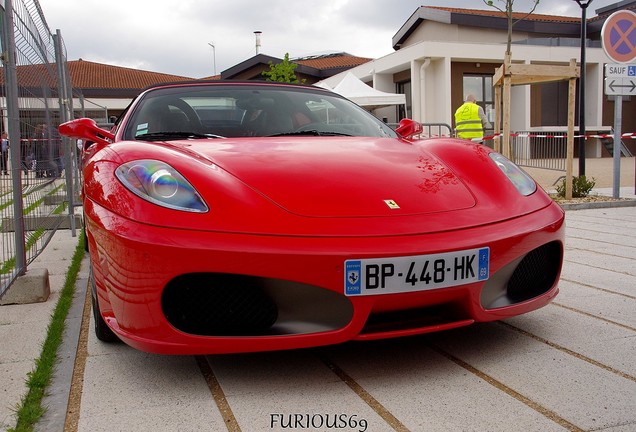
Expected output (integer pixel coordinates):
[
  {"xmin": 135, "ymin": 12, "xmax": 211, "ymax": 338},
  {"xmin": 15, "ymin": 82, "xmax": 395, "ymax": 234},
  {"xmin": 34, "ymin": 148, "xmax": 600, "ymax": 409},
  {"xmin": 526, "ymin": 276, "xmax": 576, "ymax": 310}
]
[{"xmin": 344, "ymin": 247, "xmax": 489, "ymax": 296}]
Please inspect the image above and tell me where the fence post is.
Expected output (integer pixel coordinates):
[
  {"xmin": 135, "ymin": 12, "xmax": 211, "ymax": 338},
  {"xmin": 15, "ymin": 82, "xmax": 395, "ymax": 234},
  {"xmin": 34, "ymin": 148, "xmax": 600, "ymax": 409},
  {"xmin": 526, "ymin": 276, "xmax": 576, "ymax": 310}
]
[
  {"xmin": 54, "ymin": 29, "xmax": 76, "ymax": 236},
  {"xmin": 2, "ymin": 0, "xmax": 27, "ymax": 277}
]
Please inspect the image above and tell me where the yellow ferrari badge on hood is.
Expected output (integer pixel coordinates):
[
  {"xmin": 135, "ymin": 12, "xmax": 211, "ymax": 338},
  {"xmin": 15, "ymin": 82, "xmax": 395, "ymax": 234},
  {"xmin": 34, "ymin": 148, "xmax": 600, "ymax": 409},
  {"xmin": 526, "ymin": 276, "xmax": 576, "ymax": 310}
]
[{"xmin": 384, "ymin": 199, "xmax": 400, "ymax": 209}]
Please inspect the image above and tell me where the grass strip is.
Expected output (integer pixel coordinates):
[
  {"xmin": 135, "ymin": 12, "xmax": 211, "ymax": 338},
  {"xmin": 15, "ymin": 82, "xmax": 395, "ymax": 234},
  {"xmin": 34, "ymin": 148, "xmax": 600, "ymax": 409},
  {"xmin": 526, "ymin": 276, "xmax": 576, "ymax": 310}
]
[
  {"xmin": 23, "ymin": 184, "xmax": 65, "ymax": 215},
  {"xmin": 8, "ymin": 230, "xmax": 85, "ymax": 432},
  {"xmin": 0, "ymin": 181, "xmax": 58, "ymax": 212},
  {"xmin": 1, "ymin": 201, "xmax": 70, "ymax": 275},
  {"xmin": 0, "ymin": 228, "xmax": 45, "ymax": 275}
]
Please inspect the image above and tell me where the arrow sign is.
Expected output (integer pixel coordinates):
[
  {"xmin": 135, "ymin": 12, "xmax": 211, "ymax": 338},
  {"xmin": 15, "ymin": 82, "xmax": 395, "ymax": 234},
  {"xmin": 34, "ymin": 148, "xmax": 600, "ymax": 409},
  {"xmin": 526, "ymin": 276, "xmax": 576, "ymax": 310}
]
[
  {"xmin": 605, "ymin": 78, "xmax": 636, "ymax": 95},
  {"xmin": 604, "ymin": 63, "xmax": 636, "ymax": 95},
  {"xmin": 608, "ymin": 79, "xmax": 636, "ymax": 92}
]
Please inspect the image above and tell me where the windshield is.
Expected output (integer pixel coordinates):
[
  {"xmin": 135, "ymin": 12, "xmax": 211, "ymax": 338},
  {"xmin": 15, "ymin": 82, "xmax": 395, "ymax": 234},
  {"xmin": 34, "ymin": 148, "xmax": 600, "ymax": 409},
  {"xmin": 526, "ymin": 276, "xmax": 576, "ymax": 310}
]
[{"xmin": 122, "ymin": 84, "xmax": 398, "ymax": 140}]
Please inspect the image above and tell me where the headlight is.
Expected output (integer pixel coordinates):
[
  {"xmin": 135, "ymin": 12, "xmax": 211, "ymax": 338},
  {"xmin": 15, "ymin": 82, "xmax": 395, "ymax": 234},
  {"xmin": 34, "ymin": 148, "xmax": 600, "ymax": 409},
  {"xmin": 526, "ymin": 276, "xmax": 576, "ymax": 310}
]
[
  {"xmin": 489, "ymin": 153, "xmax": 537, "ymax": 196},
  {"xmin": 115, "ymin": 160, "xmax": 208, "ymax": 212}
]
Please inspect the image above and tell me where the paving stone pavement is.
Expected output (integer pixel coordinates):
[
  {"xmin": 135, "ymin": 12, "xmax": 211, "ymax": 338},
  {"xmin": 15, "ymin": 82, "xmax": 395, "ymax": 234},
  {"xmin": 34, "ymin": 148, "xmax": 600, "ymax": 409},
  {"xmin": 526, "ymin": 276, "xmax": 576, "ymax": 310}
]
[{"xmin": 0, "ymin": 157, "xmax": 635, "ymax": 432}]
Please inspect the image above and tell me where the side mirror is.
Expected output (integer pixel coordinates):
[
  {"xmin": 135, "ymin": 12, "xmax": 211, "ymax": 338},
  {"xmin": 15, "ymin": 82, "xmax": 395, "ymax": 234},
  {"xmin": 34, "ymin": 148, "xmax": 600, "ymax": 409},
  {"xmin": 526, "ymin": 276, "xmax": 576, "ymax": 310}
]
[
  {"xmin": 59, "ymin": 118, "xmax": 115, "ymax": 146},
  {"xmin": 395, "ymin": 118, "xmax": 423, "ymax": 139}
]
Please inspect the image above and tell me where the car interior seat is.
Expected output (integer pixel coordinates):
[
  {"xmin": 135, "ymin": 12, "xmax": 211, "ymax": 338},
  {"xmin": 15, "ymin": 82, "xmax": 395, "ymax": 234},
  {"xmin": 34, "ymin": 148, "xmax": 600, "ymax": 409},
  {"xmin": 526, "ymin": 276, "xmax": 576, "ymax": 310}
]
[{"xmin": 134, "ymin": 101, "xmax": 192, "ymax": 135}]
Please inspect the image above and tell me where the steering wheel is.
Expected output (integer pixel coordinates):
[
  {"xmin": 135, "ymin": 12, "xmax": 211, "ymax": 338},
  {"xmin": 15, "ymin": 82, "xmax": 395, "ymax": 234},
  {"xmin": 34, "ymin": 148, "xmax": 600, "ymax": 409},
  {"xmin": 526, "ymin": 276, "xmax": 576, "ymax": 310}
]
[{"xmin": 165, "ymin": 97, "xmax": 203, "ymax": 132}]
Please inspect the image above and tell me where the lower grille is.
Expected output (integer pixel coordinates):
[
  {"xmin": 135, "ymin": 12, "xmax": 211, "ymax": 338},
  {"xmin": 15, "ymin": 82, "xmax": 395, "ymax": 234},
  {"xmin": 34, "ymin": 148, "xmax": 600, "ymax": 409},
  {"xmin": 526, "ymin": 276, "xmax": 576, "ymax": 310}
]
[
  {"xmin": 481, "ymin": 241, "xmax": 563, "ymax": 309},
  {"xmin": 162, "ymin": 273, "xmax": 278, "ymax": 336},
  {"xmin": 360, "ymin": 303, "xmax": 470, "ymax": 336},
  {"xmin": 507, "ymin": 241, "xmax": 562, "ymax": 303}
]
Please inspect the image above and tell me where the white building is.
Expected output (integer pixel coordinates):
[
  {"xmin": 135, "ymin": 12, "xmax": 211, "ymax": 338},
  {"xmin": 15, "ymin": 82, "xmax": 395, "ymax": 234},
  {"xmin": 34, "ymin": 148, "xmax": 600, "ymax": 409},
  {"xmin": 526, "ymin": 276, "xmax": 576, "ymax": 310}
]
[{"xmin": 319, "ymin": 2, "xmax": 636, "ymax": 157}]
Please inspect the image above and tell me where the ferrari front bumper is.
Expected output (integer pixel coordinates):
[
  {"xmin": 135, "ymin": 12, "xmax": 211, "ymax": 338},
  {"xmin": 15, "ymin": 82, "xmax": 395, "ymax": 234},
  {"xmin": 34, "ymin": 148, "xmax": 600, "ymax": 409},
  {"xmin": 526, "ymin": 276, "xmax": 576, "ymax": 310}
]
[{"xmin": 85, "ymin": 199, "xmax": 565, "ymax": 354}]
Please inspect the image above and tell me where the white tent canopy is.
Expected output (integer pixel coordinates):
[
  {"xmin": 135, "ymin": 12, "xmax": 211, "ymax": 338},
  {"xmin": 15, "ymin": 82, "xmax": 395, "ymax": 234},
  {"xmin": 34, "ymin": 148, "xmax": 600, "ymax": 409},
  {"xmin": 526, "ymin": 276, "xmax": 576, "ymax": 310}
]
[{"xmin": 316, "ymin": 72, "xmax": 406, "ymax": 110}]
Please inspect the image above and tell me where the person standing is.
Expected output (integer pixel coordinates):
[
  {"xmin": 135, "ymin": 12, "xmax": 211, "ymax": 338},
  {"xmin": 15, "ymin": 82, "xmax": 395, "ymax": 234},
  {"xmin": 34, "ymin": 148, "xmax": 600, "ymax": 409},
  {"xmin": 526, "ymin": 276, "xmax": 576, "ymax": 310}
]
[
  {"xmin": 20, "ymin": 134, "xmax": 31, "ymax": 175},
  {"xmin": 454, "ymin": 94, "xmax": 491, "ymax": 141},
  {"xmin": 32, "ymin": 124, "xmax": 49, "ymax": 178},
  {"xmin": 1, "ymin": 132, "xmax": 8, "ymax": 175},
  {"xmin": 48, "ymin": 124, "xmax": 64, "ymax": 177}
]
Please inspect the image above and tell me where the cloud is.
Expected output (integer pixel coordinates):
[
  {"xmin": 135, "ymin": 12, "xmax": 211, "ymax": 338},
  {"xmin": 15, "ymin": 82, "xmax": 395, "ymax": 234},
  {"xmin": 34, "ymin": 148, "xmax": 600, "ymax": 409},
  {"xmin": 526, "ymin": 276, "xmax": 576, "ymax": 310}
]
[{"xmin": 38, "ymin": 0, "xmax": 619, "ymax": 78}]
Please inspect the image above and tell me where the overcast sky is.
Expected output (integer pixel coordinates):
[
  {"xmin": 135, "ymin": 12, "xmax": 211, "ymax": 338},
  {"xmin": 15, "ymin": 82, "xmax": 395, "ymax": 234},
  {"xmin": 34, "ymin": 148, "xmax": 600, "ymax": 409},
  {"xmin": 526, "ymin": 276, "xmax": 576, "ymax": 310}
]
[{"xmin": 38, "ymin": 0, "xmax": 620, "ymax": 79}]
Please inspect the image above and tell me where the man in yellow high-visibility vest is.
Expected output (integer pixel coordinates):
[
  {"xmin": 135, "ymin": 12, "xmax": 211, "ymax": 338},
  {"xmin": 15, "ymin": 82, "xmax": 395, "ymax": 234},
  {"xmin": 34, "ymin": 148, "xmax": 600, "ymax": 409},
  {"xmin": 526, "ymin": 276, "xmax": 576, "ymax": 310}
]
[{"xmin": 454, "ymin": 94, "xmax": 491, "ymax": 140}]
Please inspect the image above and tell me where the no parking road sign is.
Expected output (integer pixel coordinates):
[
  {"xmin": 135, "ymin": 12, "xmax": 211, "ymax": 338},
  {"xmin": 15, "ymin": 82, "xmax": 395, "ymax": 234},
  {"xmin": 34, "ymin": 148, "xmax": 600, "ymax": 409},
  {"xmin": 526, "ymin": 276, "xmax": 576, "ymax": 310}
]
[
  {"xmin": 601, "ymin": 10, "xmax": 636, "ymax": 199},
  {"xmin": 601, "ymin": 9, "xmax": 636, "ymax": 63},
  {"xmin": 602, "ymin": 10, "xmax": 636, "ymax": 96}
]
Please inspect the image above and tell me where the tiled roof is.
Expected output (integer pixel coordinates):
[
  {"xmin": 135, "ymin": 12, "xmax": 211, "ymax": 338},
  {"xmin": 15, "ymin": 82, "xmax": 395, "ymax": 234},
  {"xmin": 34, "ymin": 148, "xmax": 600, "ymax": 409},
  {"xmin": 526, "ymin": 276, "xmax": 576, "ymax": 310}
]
[
  {"xmin": 426, "ymin": 6, "xmax": 581, "ymax": 23},
  {"xmin": 295, "ymin": 53, "xmax": 372, "ymax": 70},
  {"xmin": 0, "ymin": 62, "xmax": 58, "ymax": 88},
  {"xmin": 221, "ymin": 52, "xmax": 371, "ymax": 81},
  {"xmin": 0, "ymin": 59, "xmax": 194, "ymax": 94},
  {"xmin": 393, "ymin": 5, "xmax": 586, "ymax": 49},
  {"xmin": 67, "ymin": 59, "xmax": 194, "ymax": 89}
]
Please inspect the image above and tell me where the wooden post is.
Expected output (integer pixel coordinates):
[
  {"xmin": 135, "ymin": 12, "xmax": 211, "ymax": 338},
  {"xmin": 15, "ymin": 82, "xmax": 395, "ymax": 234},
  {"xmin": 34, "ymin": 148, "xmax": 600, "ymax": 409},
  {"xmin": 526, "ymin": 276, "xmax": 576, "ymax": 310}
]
[
  {"xmin": 492, "ymin": 56, "xmax": 578, "ymax": 180},
  {"xmin": 566, "ymin": 60, "xmax": 577, "ymax": 200},
  {"xmin": 494, "ymin": 85, "xmax": 502, "ymax": 153},
  {"xmin": 502, "ymin": 54, "xmax": 512, "ymax": 158}
]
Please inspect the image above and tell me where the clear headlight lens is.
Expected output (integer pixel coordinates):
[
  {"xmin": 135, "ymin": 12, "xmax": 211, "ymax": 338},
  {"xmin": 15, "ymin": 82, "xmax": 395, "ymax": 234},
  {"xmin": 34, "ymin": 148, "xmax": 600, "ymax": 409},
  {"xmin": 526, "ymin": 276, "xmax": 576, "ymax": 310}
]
[
  {"xmin": 489, "ymin": 153, "xmax": 537, "ymax": 196},
  {"xmin": 115, "ymin": 160, "xmax": 209, "ymax": 212}
]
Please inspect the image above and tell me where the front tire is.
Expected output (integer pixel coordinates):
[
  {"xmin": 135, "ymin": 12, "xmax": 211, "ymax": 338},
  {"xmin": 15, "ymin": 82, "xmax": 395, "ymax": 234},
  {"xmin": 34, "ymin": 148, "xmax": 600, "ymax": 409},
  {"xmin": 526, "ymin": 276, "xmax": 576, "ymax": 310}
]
[{"xmin": 89, "ymin": 264, "xmax": 119, "ymax": 343}]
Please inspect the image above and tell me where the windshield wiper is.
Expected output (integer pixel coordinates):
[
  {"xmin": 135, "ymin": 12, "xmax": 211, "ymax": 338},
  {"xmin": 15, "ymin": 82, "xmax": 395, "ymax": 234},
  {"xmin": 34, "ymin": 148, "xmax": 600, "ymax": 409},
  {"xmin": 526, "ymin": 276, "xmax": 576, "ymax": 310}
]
[
  {"xmin": 268, "ymin": 130, "xmax": 352, "ymax": 137},
  {"xmin": 135, "ymin": 131, "xmax": 225, "ymax": 141}
]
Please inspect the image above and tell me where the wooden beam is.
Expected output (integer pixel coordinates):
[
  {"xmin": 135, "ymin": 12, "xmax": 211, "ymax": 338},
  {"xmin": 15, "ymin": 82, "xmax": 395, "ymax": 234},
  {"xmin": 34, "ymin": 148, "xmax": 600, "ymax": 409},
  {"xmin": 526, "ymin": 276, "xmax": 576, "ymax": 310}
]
[
  {"xmin": 509, "ymin": 75, "xmax": 577, "ymax": 85},
  {"xmin": 493, "ymin": 62, "xmax": 579, "ymax": 86},
  {"xmin": 508, "ymin": 63, "xmax": 579, "ymax": 79},
  {"xmin": 493, "ymin": 64, "xmax": 505, "ymax": 86}
]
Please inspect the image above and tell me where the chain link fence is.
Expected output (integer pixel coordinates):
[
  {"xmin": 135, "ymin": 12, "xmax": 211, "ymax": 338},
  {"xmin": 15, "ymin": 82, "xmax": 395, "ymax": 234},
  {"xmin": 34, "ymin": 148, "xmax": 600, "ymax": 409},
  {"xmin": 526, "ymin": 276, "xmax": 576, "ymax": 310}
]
[{"xmin": 1, "ymin": 0, "xmax": 78, "ymax": 299}]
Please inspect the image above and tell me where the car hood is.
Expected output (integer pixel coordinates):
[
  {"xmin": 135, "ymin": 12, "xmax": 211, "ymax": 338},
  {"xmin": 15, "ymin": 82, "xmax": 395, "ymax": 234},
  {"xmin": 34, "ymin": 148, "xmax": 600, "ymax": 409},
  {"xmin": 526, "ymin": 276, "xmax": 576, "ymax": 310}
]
[{"xmin": 188, "ymin": 137, "xmax": 475, "ymax": 218}]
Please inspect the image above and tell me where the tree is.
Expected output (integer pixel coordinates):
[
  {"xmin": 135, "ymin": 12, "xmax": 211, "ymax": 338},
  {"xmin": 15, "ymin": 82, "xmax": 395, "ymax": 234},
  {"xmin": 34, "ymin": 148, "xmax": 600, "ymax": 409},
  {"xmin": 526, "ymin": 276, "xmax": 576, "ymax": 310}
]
[
  {"xmin": 261, "ymin": 53, "xmax": 304, "ymax": 83},
  {"xmin": 483, "ymin": 0, "xmax": 540, "ymax": 55}
]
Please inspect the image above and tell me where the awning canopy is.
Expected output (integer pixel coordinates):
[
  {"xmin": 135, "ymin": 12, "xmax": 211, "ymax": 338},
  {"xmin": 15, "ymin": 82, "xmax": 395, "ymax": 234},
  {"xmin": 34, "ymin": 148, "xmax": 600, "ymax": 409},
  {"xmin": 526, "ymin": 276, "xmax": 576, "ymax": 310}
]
[{"xmin": 316, "ymin": 72, "xmax": 406, "ymax": 110}]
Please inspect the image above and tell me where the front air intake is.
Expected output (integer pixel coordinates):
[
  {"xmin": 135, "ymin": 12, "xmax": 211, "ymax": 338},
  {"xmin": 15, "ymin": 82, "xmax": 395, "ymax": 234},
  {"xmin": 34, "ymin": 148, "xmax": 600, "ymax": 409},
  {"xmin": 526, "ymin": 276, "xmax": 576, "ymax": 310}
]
[
  {"xmin": 507, "ymin": 241, "xmax": 562, "ymax": 303},
  {"xmin": 481, "ymin": 241, "xmax": 562, "ymax": 309},
  {"xmin": 162, "ymin": 273, "xmax": 278, "ymax": 336}
]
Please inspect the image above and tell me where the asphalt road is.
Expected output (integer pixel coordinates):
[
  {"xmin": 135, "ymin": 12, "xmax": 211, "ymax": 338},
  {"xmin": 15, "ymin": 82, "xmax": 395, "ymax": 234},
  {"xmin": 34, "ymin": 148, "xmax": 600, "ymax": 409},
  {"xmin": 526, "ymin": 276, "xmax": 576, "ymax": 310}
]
[{"xmin": 34, "ymin": 206, "xmax": 636, "ymax": 432}]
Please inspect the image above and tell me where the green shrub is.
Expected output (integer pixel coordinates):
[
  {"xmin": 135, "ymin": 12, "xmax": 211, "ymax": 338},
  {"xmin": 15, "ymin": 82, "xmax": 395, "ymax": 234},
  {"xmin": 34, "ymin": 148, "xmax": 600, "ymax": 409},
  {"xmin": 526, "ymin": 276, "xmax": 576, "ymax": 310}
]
[{"xmin": 556, "ymin": 175, "xmax": 596, "ymax": 198}]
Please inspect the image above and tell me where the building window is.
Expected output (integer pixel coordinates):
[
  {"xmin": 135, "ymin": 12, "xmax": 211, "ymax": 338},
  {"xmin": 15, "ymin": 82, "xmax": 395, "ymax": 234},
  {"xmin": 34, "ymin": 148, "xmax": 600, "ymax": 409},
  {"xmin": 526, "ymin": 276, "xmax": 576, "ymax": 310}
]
[
  {"xmin": 397, "ymin": 81, "xmax": 411, "ymax": 120},
  {"xmin": 463, "ymin": 74, "xmax": 493, "ymax": 123}
]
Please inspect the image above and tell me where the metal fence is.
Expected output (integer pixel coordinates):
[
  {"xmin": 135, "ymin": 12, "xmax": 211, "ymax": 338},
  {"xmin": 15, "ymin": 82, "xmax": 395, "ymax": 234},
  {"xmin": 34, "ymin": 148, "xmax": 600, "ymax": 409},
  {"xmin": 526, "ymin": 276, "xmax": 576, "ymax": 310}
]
[
  {"xmin": 510, "ymin": 132, "xmax": 568, "ymax": 172},
  {"xmin": 420, "ymin": 123, "xmax": 453, "ymax": 139},
  {"xmin": 0, "ymin": 0, "xmax": 78, "ymax": 298}
]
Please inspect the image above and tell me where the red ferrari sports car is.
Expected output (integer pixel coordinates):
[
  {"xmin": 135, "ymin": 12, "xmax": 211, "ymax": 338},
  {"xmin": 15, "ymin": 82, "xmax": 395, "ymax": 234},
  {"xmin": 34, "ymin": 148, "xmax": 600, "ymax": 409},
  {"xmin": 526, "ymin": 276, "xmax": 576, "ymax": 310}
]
[{"xmin": 59, "ymin": 81, "xmax": 564, "ymax": 355}]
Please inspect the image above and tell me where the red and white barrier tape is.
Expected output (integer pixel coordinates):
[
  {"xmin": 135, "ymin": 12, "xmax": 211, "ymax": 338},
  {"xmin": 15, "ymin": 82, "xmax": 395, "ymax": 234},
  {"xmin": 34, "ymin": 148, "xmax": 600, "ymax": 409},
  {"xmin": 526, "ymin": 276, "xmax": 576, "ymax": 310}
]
[{"xmin": 480, "ymin": 132, "xmax": 636, "ymax": 141}]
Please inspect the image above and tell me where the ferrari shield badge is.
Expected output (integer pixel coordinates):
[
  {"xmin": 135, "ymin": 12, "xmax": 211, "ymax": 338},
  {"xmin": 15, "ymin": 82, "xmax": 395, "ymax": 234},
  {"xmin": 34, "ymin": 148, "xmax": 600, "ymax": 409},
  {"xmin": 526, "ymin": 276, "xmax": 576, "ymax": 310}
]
[{"xmin": 384, "ymin": 199, "xmax": 400, "ymax": 209}]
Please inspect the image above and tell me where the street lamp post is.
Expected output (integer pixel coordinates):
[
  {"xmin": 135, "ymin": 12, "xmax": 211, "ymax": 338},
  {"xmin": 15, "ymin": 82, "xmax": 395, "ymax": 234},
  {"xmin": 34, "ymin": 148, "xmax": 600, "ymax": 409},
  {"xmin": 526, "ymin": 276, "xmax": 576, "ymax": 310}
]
[
  {"xmin": 574, "ymin": 0, "xmax": 592, "ymax": 177},
  {"xmin": 208, "ymin": 42, "xmax": 216, "ymax": 76}
]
